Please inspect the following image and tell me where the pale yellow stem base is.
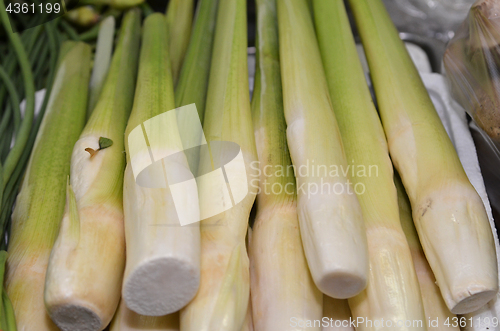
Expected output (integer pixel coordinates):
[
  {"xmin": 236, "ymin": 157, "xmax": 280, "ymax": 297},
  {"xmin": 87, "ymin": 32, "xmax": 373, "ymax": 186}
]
[
  {"xmin": 6, "ymin": 252, "xmax": 59, "ymax": 331},
  {"xmin": 110, "ymin": 299, "xmax": 179, "ymax": 331}
]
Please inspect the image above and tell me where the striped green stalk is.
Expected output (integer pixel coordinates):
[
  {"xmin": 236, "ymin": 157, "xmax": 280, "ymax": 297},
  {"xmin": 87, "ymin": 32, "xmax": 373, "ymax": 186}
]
[
  {"xmin": 110, "ymin": 299, "xmax": 180, "ymax": 331},
  {"xmin": 396, "ymin": 174, "xmax": 459, "ymax": 331},
  {"xmin": 5, "ymin": 41, "xmax": 91, "ymax": 331},
  {"xmin": 249, "ymin": 0, "xmax": 322, "ymax": 329},
  {"xmin": 314, "ymin": 1, "xmax": 426, "ymax": 328},
  {"xmin": 276, "ymin": 0, "xmax": 368, "ymax": 299},
  {"xmin": 122, "ymin": 13, "xmax": 201, "ymax": 316},
  {"xmin": 166, "ymin": 0, "xmax": 194, "ymax": 85},
  {"xmin": 174, "ymin": 0, "xmax": 219, "ymax": 176},
  {"xmin": 349, "ymin": 0, "xmax": 498, "ymax": 314},
  {"xmin": 180, "ymin": 0, "xmax": 258, "ymax": 329},
  {"xmin": 43, "ymin": 10, "xmax": 141, "ymax": 331},
  {"xmin": 87, "ymin": 16, "xmax": 116, "ymax": 118},
  {"xmin": 175, "ymin": 0, "xmax": 219, "ymax": 122},
  {"xmin": 124, "ymin": 14, "xmax": 174, "ymax": 137}
]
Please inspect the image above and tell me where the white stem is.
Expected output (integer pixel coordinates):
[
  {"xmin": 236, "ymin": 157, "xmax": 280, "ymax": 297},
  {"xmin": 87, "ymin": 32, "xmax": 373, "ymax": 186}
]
[
  {"xmin": 44, "ymin": 137, "xmax": 125, "ymax": 331},
  {"xmin": 277, "ymin": 0, "xmax": 368, "ymax": 298},
  {"xmin": 122, "ymin": 165, "xmax": 200, "ymax": 316},
  {"xmin": 250, "ymin": 206, "xmax": 322, "ymax": 331}
]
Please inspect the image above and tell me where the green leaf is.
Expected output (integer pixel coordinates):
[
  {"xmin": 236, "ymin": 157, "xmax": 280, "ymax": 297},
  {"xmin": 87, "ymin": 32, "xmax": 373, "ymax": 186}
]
[{"xmin": 98, "ymin": 137, "xmax": 113, "ymax": 150}]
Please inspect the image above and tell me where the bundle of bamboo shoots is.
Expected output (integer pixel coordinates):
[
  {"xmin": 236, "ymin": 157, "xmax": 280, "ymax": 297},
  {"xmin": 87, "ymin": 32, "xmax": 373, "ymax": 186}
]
[
  {"xmin": 349, "ymin": 0, "xmax": 499, "ymax": 314},
  {"xmin": 1, "ymin": 1, "xmax": 499, "ymax": 329}
]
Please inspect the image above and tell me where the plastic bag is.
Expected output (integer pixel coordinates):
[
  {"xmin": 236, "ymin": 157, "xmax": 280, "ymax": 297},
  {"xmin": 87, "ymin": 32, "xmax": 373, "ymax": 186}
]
[
  {"xmin": 382, "ymin": 0, "xmax": 475, "ymax": 46},
  {"xmin": 444, "ymin": 0, "xmax": 500, "ymax": 214},
  {"xmin": 444, "ymin": 0, "xmax": 500, "ymax": 150}
]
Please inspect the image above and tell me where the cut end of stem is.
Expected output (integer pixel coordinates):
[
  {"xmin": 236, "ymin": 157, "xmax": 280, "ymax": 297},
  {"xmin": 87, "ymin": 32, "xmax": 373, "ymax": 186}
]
[
  {"xmin": 318, "ymin": 272, "xmax": 367, "ymax": 299},
  {"xmin": 450, "ymin": 289, "xmax": 498, "ymax": 315},
  {"xmin": 123, "ymin": 257, "xmax": 200, "ymax": 316},
  {"xmin": 51, "ymin": 304, "xmax": 101, "ymax": 331}
]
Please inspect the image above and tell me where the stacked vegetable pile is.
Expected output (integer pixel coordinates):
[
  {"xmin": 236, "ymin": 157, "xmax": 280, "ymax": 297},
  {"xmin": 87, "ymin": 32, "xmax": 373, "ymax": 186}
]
[{"xmin": 0, "ymin": 0, "xmax": 498, "ymax": 330}]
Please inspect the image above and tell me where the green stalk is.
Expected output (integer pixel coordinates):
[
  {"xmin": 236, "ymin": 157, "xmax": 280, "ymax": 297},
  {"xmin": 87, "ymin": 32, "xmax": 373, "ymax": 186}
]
[
  {"xmin": 252, "ymin": 0, "xmax": 295, "ymax": 208},
  {"xmin": 87, "ymin": 16, "xmax": 116, "ymax": 118},
  {"xmin": 33, "ymin": 45, "xmax": 50, "ymax": 90},
  {"xmin": 0, "ymin": 0, "xmax": 35, "ymax": 189},
  {"xmin": 0, "ymin": 66, "xmax": 21, "ymax": 134},
  {"xmin": 175, "ymin": 0, "xmax": 219, "ymax": 121},
  {"xmin": 249, "ymin": 0, "xmax": 322, "ymax": 329},
  {"xmin": 276, "ymin": 0, "xmax": 368, "ymax": 299},
  {"xmin": 59, "ymin": 20, "xmax": 81, "ymax": 41},
  {"xmin": 28, "ymin": 33, "xmax": 47, "ymax": 68},
  {"xmin": 5, "ymin": 41, "xmax": 90, "ymax": 331},
  {"xmin": 314, "ymin": 1, "xmax": 426, "ymax": 328},
  {"xmin": 122, "ymin": 13, "xmax": 201, "ymax": 317},
  {"xmin": 174, "ymin": 0, "xmax": 219, "ymax": 176},
  {"xmin": 0, "ymin": 127, "xmax": 13, "ymax": 165},
  {"xmin": 0, "ymin": 25, "xmax": 41, "ymax": 112},
  {"xmin": 79, "ymin": 24, "xmax": 101, "ymax": 41},
  {"xmin": 349, "ymin": 0, "xmax": 498, "ymax": 314},
  {"xmin": 125, "ymin": 14, "xmax": 175, "ymax": 138},
  {"xmin": 0, "ymin": 108, "xmax": 11, "ymax": 139},
  {"xmin": 2, "ymin": 289, "xmax": 17, "ymax": 331},
  {"xmin": 181, "ymin": 0, "xmax": 258, "ymax": 329},
  {"xmin": 166, "ymin": 0, "xmax": 194, "ymax": 85},
  {"xmin": 44, "ymin": 10, "xmax": 141, "ymax": 331}
]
